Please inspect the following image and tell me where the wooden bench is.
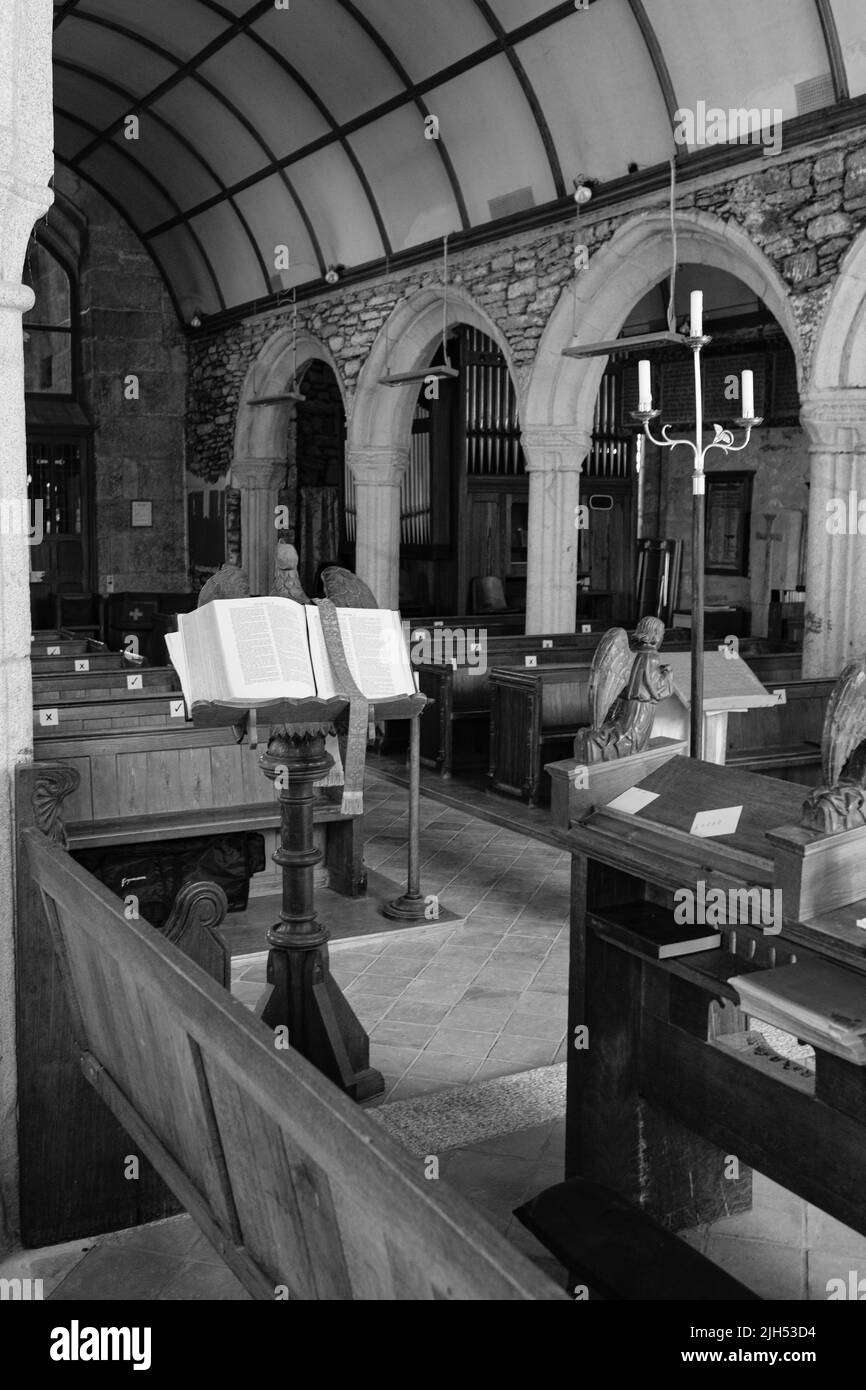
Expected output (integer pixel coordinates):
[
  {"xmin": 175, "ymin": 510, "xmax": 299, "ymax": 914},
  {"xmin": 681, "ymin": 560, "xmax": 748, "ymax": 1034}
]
[
  {"xmin": 30, "ymin": 631, "xmax": 97, "ymax": 658},
  {"xmin": 33, "ymin": 690, "xmax": 192, "ymax": 735},
  {"xmin": 417, "ymin": 632, "xmax": 604, "ymax": 776},
  {"xmin": 725, "ymin": 677, "xmax": 835, "ymax": 784},
  {"xmin": 489, "ymin": 650, "xmax": 810, "ymax": 807},
  {"xmin": 23, "ymin": 824, "xmax": 564, "ymax": 1299},
  {"xmin": 31, "ymin": 648, "xmax": 146, "ymax": 676},
  {"xmin": 515, "ymin": 1176, "xmax": 759, "ymax": 1300},
  {"xmin": 33, "ymin": 664, "xmax": 180, "ymax": 703},
  {"xmin": 32, "ymin": 724, "xmax": 364, "ymax": 900},
  {"xmin": 418, "ymin": 634, "xmax": 801, "ymax": 779},
  {"xmin": 489, "ymin": 664, "xmax": 591, "ymax": 805}
]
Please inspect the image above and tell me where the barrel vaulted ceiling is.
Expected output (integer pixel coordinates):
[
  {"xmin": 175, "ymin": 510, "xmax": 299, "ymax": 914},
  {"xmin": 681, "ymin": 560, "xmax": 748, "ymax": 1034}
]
[{"xmin": 50, "ymin": 0, "xmax": 866, "ymax": 321}]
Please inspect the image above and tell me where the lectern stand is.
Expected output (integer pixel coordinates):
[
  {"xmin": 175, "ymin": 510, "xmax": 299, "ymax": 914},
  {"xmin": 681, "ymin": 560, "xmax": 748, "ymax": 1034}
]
[{"xmin": 192, "ymin": 692, "xmax": 421, "ymax": 1103}]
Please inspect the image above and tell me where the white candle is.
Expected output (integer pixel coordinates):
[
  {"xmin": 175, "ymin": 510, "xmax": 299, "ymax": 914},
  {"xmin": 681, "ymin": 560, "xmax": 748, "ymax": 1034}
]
[
  {"xmin": 741, "ymin": 369, "xmax": 755, "ymax": 420},
  {"xmin": 638, "ymin": 359, "xmax": 652, "ymax": 411},
  {"xmin": 690, "ymin": 290, "xmax": 703, "ymax": 339}
]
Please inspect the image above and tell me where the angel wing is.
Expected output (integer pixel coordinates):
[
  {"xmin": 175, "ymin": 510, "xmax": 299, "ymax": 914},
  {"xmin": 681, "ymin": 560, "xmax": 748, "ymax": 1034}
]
[
  {"xmin": 588, "ymin": 627, "xmax": 632, "ymax": 729},
  {"xmin": 822, "ymin": 658, "xmax": 866, "ymax": 786},
  {"xmin": 320, "ymin": 566, "xmax": 379, "ymax": 609}
]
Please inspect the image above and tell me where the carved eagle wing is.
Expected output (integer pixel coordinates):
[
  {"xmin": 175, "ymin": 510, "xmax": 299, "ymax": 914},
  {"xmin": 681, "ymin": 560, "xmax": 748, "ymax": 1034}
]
[
  {"xmin": 822, "ymin": 658, "xmax": 866, "ymax": 787},
  {"xmin": 589, "ymin": 627, "xmax": 633, "ymax": 729}
]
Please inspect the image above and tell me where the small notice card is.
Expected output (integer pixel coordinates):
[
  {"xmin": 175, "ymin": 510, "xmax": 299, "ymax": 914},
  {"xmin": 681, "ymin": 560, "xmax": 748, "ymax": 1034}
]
[
  {"xmin": 690, "ymin": 805, "xmax": 743, "ymax": 838},
  {"xmin": 607, "ymin": 787, "xmax": 660, "ymax": 815}
]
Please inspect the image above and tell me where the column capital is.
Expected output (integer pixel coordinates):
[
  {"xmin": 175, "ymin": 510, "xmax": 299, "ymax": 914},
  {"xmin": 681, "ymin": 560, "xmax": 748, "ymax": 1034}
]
[
  {"xmin": 347, "ymin": 446, "xmax": 410, "ymax": 485},
  {"xmin": 799, "ymin": 390, "xmax": 866, "ymax": 453},
  {"xmin": 231, "ymin": 457, "xmax": 285, "ymax": 489},
  {"xmin": 521, "ymin": 424, "xmax": 592, "ymax": 472}
]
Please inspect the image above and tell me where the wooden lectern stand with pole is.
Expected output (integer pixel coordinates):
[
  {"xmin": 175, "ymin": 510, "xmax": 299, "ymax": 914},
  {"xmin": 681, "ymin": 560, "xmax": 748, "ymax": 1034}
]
[{"xmin": 191, "ymin": 679, "xmax": 426, "ymax": 1105}]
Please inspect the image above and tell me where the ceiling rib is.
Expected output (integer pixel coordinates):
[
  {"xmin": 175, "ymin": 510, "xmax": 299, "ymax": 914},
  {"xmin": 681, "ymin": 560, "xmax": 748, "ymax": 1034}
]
[
  {"xmin": 142, "ymin": 3, "xmax": 587, "ymax": 240},
  {"xmin": 468, "ymin": 0, "xmax": 566, "ymax": 197},
  {"xmin": 332, "ymin": 0, "xmax": 470, "ymax": 232},
  {"xmin": 71, "ymin": 0, "xmax": 276, "ymax": 165},
  {"xmin": 625, "ymin": 0, "xmax": 680, "ymax": 129},
  {"xmin": 55, "ymin": 58, "xmax": 272, "ymax": 296},
  {"xmin": 60, "ymin": 11, "xmax": 327, "ymax": 276},
  {"xmin": 56, "ymin": 104, "xmax": 227, "ymax": 309},
  {"xmin": 53, "ymin": 0, "xmax": 84, "ymax": 28},
  {"xmin": 814, "ymin": 0, "xmax": 850, "ymax": 102},
  {"xmin": 190, "ymin": 0, "xmax": 393, "ymax": 256}
]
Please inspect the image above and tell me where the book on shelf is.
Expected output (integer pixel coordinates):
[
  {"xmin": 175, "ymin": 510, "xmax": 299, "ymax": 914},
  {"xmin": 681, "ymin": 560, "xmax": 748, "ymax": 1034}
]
[
  {"xmin": 165, "ymin": 597, "xmax": 417, "ymax": 712},
  {"xmin": 591, "ymin": 901, "xmax": 722, "ymax": 960},
  {"xmin": 729, "ymin": 959, "xmax": 866, "ymax": 1065}
]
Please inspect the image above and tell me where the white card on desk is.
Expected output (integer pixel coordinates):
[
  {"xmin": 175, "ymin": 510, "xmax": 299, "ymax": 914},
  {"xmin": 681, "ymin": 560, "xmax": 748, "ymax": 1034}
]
[
  {"xmin": 690, "ymin": 805, "xmax": 743, "ymax": 837},
  {"xmin": 606, "ymin": 787, "xmax": 659, "ymax": 815}
]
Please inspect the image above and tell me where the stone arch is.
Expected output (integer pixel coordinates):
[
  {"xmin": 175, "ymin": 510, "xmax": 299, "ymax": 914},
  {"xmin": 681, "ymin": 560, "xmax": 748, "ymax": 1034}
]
[
  {"xmin": 348, "ymin": 283, "xmax": 519, "ymax": 457},
  {"xmin": 519, "ymin": 207, "xmax": 803, "ymax": 632},
  {"xmin": 346, "ymin": 284, "xmax": 518, "ymax": 609},
  {"xmin": 234, "ymin": 327, "xmax": 346, "ymax": 462},
  {"xmin": 809, "ymin": 224, "xmax": 866, "ymax": 390},
  {"xmin": 231, "ymin": 328, "xmax": 345, "ymax": 595},
  {"xmin": 525, "ymin": 207, "xmax": 803, "ymax": 431}
]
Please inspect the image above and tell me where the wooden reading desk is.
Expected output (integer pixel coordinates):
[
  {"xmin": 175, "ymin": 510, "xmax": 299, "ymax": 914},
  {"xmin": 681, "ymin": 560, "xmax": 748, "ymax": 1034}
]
[{"xmin": 564, "ymin": 756, "xmax": 866, "ymax": 1241}]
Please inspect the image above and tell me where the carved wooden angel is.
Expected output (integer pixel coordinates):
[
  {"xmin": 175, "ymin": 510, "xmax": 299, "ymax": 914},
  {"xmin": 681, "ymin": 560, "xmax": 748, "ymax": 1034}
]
[
  {"xmin": 802, "ymin": 659, "xmax": 866, "ymax": 833},
  {"xmin": 574, "ymin": 616, "xmax": 673, "ymax": 764}
]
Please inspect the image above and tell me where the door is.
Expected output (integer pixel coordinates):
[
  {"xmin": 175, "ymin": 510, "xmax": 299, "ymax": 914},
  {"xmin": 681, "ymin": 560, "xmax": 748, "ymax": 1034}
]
[{"xmin": 27, "ymin": 432, "xmax": 93, "ymax": 598}]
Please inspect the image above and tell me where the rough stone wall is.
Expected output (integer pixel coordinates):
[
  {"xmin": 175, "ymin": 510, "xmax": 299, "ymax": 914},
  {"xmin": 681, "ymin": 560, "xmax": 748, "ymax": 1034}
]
[
  {"xmin": 188, "ymin": 125, "xmax": 866, "ymax": 483},
  {"xmin": 54, "ymin": 168, "xmax": 188, "ymax": 591}
]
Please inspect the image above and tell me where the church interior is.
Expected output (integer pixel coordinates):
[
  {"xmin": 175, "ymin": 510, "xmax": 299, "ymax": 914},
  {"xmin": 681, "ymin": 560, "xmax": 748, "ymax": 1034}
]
[{"xmin": 6, "ymin": 0, "xmax": 866, "ymax": 1311}]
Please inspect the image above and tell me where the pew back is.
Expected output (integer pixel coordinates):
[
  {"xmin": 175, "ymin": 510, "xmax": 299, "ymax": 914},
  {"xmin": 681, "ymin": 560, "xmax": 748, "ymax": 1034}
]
[
  {"xmin": 24, "ymin": 827, "xmax": 563, "ymax": 1300},
  {"xmin": 31, "ymin": 650, "xmax": 144, "ymax": 675},
  {"xmin": 489, "ymin": 664, "xmax": 591, "ymax": 805},
  {"xmin": 33, "ymin": 665, "xmax": 180, "ymax": 703},
  {"xmin": 725, "ymin": 676, "xmax": 835, "ymax": 782}
]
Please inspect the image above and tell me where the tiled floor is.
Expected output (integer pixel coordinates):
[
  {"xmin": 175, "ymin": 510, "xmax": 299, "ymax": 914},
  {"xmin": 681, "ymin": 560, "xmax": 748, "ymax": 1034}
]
[
  {"xmin": 233, "ymin": 783, "xmax": 571, "ymax": 1099},
  {"xmin": 9, "ymin": 777, "xmax": 866, "ymax": 1301}
]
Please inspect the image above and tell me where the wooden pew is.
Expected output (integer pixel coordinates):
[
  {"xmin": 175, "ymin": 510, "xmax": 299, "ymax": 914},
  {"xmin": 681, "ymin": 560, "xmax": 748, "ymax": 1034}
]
[
  {"xmin": 418, "ymin": 632, "xmax": 800, "ymax": 779},
  {"xmin": 488, "ymin": 652, "xmax": 810, "ymax": 808},
  {"xmin": 33, "ymin": 690, "xmax": 190, "ymax": 735},
  {"xmin": 15, "ymin": 762, "xmax": 232, "ymax": 1244},
  {"xmin": 30, "ymin": 631, "xmax": 94, "ymax": 658},
  {"xmin": 31, "ymin": 648, "xmax": 146, "ymax": 676},
  {"xmin": 23, "ymin": 824, "xmax": 564, "ymax": 1298},
  {"xmin": 33, "ymin": 664, "xmax": 179, "ymax": 703},
  {"xmin": 417, "ymin": 632, "xmax": 604, "ymax": 776},
  {"xmin": 32, "ymin": 723, "xmax": 364, "ymax": 900},
  {"xmin": 489, "ymin": 664, "xmax": 591, "ymax": 806},
  {"xmin": 725, "ymin": 677, "xmax": 835, "ymax": 784}
]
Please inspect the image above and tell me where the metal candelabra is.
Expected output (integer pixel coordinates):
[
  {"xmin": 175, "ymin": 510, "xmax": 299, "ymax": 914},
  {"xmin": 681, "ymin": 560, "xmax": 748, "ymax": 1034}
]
[{"xmin": 632, "ymin": 333, "xmax": 762, "ymax": 760}]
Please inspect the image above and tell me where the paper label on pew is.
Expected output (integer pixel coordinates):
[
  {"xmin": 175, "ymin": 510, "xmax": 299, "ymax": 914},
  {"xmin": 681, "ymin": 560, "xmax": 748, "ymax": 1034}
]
[
  {"xmin": 170, "ymin": 699, "xmax": 185, "ymax": 719},
  {"xmin": 126, "ymin": 674, "xmax": 143, "ymax": 690},
  {"xmin": 606, "ymin": 787, "xmax": 659, "ymax": 815},
  {"xmin": 47, "ymin": 646, "xmax": 60, "ymax": 656},
  {"xmin": 74, "ymin": 659, "xmax": 89, "ymax": 672},
  {"xmin": 690, "ymin": 805, "xmax": 743, "ymax": 838},
  {"xmin": 39, "ymin": 708, "xmax": 58, "ymax": 727}
]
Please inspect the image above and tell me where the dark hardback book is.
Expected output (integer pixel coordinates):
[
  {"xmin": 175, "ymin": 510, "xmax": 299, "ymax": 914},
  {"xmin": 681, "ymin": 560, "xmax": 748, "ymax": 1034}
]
[{"xmin": 590, "ymin": 900, "xmax": 722, "ymax": 960}]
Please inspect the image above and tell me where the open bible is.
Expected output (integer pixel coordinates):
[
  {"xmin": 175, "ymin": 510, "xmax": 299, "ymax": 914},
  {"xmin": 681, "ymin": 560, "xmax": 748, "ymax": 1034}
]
[{"xmin": 165, "ymin": 597, "xmax": 417, "ymax": 711}]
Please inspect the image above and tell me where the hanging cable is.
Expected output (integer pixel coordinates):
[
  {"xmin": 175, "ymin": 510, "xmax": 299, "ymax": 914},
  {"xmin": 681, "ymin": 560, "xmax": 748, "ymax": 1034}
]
[
  {"xmin": 442, "ymin": 233, "xmax": 450, "ymax": 367},
  {"xmin": 666, "ymin": 155, "xmax": 678, "ymax": 334}
]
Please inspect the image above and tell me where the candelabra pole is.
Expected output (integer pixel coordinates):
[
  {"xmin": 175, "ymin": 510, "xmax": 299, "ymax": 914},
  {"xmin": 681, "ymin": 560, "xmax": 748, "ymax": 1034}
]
[
  {"xmin": 633, "ymin": 335, "xmax": 761, "ymax": 762},
  {"xmin": 691, "ymin": 343, "xmax": 706, "ymax": 760}
]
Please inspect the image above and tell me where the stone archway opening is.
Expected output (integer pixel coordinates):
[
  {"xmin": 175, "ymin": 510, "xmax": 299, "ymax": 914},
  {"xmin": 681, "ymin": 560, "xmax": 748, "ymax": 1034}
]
[
  {"xmin": 520, "ymin": 208, "xmax": 804, "ymax": 634},
  {"xmin": 347, "ymin": 284, "xmax": 521, "ymax": 611},
  {"xmin": 231, "ymin": 330, "xmax": 346, "ymax": 595}
]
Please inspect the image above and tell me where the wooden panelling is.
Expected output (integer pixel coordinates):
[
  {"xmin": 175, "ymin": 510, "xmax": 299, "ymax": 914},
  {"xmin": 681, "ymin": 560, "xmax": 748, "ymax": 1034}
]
[{"xmin": 26, "ymin": 828, "xmax": 565, "ymax": 1299}]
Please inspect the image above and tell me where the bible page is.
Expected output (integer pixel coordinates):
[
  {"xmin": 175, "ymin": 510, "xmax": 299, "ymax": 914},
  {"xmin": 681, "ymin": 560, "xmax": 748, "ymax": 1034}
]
[
  {"xmin": 214, "ymin": 598, "xmax": 317, "ymax": 702},
  {"xmin": 335, "ymin": 608, "xmax": 416, "ymax": 700}
]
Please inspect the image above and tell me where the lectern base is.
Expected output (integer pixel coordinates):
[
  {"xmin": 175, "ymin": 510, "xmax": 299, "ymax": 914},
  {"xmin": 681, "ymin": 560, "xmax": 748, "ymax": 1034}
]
[{"xmin": 259, "ymin": 942, "xmax": 384, "ymax": 1102}]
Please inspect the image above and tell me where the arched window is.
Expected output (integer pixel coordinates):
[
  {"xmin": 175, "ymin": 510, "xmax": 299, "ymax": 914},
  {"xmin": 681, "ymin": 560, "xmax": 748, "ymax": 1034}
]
[{"xmin": 23, "ymin": 241, "xmax": 76, "ymax": 397}]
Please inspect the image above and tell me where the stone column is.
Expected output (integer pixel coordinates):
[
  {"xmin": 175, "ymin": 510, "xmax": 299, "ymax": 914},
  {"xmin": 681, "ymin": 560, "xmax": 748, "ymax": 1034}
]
[
  {"xmin": 800, "ymin": 392, "xmax": 866, "ymax": 678},
  {"xmin": 521, "ymin": 426, "xmax": 591, "ymax": 634},
  {"xmin": 230, "ymin": 458, "xmax": 285, "ymax": 596},
  {"xmin": 347, "ymin": 447, "xmax": 408, "ymax": 610},
  {"xmin": 0, "ymin": 0, "xmax": 55, "ymax": 1252}
]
